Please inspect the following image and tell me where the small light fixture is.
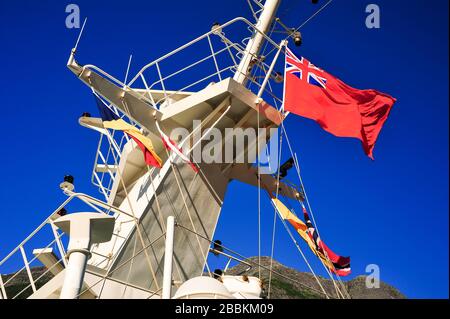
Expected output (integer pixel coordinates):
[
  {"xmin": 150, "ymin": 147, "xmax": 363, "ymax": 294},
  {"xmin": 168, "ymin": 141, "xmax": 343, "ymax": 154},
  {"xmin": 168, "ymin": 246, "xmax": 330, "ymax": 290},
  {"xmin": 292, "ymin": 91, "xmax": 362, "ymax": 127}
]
[
  {"xmin": 64, "ymin": 175, "xmax": 74, "ymax": 184},
  {"xmin": 212, "ymin": 240, "xmax": 223, "ymax": 256},
  {"xmin": 293, "ymin": 31, "xmax": 302, "ymax": 47},
  {"xmin": 60, "ymin": 175, "xmax": 75, "ymax": 192},
  {"xmin": 213, "ymin": 269, "xmax": 223, "ymax": 279},
  {"xmin": 278, "ymin": 157, "xmax": 294, "ymax": 179}
]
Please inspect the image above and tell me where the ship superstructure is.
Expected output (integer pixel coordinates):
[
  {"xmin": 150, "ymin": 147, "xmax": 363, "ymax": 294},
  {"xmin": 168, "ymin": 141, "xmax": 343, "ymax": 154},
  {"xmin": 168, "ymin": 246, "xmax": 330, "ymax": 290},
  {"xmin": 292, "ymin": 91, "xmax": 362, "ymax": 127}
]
[{"xmin": 0, "ymin": 0, "xmax": 351, "ymax": 300}]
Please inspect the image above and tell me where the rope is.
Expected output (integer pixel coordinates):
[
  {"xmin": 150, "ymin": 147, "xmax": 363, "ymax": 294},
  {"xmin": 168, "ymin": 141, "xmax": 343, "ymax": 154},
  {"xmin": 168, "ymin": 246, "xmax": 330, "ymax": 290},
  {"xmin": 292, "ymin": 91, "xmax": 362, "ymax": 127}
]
[
  {"xmin": 257, "ymin": 100, "xmax": 262, "ymax": 280},
  {"xmin": 116, "ymin": 166, "xmax": 160, "ymax": 290},
  {"xmin": 91, "ymin": 88, "xmax": 160, "ymax": 290},
  {"xmin": 176, "ymin": 223, "xmax": 332, "ymax": 299},
  {"xmin": 156, "ymin": 120, "xmax": 212, "ymax": 277},
  {"xmin": 160, "ymin": 168, "xmax": 206, "ymax": 277},
  {"xmin": 288, "ymin": 0, "xmax": 334, "ymax": 36},
  {"xmin": 76, "ymin": 233, "xmax": 167, "ymax": 299},
  {"xmin": 254, "ymin": 24, "xmax": 278, "ymax": 280},
  {"xmin": 262, "ymin": 0, "xmax": 334, "ymax": 60},
  {"xmin": 95, "ymin": 86, "xmax": 223, "ymax": 283},
  {"xmin": 121, "ymin": 224, "xmax": 139, "ymax": 298},
  {"xmin": 170, "ymin": 163, "xmax": 212, "ymax": 276},
  {"xmin": 280, "ymin": 122, "xmax": 351, "ymax": 299},
  {"xmin": 267, "ymin": 125, "xmax": 284, "ymax": 298},
  {"xmin": 99, "ymin": 129, "xmax": 139, "ymax": 298},
  {"xmin": 142, "ymin": 164, "xmax": 185, "ymax": 286},
  {"xmin": 268, "ymin": 199, "xmax": 330, "ymax": 299},
  {"xmin": 283, "ymin": 196, "xmax": 343, "ymax": 298},
  {"xmin": 289, "ymin": 145, "xmax": 347, "ymax": 299},
  {"xmin": 281, "ymin": 126, "xmax": 343, "ymax": 298}
]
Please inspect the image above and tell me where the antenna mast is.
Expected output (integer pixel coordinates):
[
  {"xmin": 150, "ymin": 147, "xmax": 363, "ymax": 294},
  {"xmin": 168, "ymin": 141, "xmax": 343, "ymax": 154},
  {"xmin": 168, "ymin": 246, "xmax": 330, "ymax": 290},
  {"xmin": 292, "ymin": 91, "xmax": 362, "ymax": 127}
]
[{"xmin": 233, "ymin": 0, "xmax": 282, "ymax": 84}]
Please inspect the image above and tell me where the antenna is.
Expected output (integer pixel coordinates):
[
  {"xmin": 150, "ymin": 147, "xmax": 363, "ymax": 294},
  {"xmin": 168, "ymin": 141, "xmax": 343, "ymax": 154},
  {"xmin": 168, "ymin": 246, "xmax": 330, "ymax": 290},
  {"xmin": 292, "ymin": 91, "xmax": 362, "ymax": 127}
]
[
  {"xmin": 123, "ymin": 54, "xmax": 133, "ymax": 87},
  {"xmin": 73, "ymin": 17, "xmax": 88, "ymax": 53}
]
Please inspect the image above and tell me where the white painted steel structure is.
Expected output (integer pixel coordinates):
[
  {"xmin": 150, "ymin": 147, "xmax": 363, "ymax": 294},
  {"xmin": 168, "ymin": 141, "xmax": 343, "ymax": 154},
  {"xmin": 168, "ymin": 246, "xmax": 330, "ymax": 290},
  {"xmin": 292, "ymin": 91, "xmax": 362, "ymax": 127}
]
[{"xmin": 0, "ymin": 0, "xmax": 300, "ymax": 299}]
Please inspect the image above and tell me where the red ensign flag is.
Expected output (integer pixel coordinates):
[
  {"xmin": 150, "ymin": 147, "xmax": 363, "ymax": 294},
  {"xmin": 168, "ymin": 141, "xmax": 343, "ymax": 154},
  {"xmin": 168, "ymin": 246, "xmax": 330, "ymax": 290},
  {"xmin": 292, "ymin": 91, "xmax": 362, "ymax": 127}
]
[{"xmin": 283, "ymin": 47, "xmax": 396, "ymax": 159}]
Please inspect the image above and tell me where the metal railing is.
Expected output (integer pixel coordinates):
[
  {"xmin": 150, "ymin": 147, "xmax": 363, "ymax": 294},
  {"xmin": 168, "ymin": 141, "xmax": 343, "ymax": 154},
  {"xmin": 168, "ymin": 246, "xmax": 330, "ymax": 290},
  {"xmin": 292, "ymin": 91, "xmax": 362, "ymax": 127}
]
[
  {"xmin": 83, "ymin": 17, "xmax": 285, "ymax": 111},
  {"xmin": 89, "ymin": 95, "xmax": 138, "ymax": 201},
  {"xmin": 91, "ymin": 128, "xmax": 129, "ymax": 201},
  {"xmin": 0, "ymin": 192, "xmax": 135, "ymax": 299},
  {"xmin": 84, "ymin": 17, "xmax": 287, "ymax": 198}
]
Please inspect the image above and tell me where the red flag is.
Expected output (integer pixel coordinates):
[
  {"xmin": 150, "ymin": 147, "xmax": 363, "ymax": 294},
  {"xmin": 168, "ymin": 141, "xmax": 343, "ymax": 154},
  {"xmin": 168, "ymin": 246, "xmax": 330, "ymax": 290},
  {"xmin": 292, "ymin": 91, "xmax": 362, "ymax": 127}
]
[
  {"xmin": 284, "ymin": 47, "xmax": 396, "ymax": 159},
  {"xmin": 94, "ymin": 93, "xmax": 162, "ymax": 168},
  {"xmin": 126, "ymin": 133, "xmax": 162, "ymax": 168},
  {"xmin": 160, "ymin": 134, "xmax": 199, "ymax": 173},
  {"xmin": 155, "ymin": 121, "xmax": 199, "ymax": 173}
]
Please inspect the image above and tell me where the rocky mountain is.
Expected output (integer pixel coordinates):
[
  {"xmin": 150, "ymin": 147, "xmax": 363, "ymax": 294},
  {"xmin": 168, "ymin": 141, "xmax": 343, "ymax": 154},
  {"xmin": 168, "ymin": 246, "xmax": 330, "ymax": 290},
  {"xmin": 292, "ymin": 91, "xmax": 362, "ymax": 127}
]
[
  {"xmin": 225, "ymin": 256, "xmax": 405, "ymax": 299},
  {"xmin": 2, "ymin": 257, "xmax": 405, "ymax": 299},
  {"xmin": 1, "ymin": 266, "xmax": 54, "ymax": 299}
]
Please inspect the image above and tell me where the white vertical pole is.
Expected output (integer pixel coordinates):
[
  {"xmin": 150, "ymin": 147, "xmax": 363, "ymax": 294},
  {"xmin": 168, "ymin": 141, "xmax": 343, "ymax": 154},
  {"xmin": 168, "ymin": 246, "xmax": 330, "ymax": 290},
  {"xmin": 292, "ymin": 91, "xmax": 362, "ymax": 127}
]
[
  {"xmin": 256, "ymin": 39, "xmax": 287, "ymax": 99},
  {"xmin": 60, "ymin": 250, "xmax": 90, "ymax": 299},
  {"xmin": 162, "ymin": 216, "xmax": 175, "ymax": 299},
  {"xmin": 19, "ymin": 246, "xmax": 37, "ymax": 293},
  {"xmin": 234, "ymin": 0, "xmax": 282, "ymax": 85},
  {"xmin": 55, "ymin": 213, "xmax": 115, "ymax": 299},
  {"xmin": 0, "ymin": 274, "xmax": 6, "ymax": 299},
  {"xmin": 50, "ymin": 223, "xmax": 68, "ymax": 267}
]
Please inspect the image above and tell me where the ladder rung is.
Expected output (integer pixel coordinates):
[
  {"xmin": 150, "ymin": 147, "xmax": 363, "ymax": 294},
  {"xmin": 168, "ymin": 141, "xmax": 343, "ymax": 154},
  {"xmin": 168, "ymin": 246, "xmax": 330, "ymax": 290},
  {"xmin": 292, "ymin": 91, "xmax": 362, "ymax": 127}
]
[{"xmin": 95, "ymin": 164, "xmax": 118, "ymax": 173}]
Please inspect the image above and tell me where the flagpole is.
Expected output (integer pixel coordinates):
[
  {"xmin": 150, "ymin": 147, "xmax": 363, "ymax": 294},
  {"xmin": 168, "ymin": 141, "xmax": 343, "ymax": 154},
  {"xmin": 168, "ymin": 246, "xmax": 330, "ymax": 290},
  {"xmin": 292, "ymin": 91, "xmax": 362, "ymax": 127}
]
[{"xmin": 256, "ymin": 39, "xmax": 287, "ymax": 100}]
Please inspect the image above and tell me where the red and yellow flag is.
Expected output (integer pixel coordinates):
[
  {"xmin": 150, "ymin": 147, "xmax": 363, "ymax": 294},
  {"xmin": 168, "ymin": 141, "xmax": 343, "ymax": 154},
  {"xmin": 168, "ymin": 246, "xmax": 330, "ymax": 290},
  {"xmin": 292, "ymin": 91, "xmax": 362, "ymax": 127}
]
[{"xmin": 95, "ymin": 95, "xmax": 162, "ymax": 168}]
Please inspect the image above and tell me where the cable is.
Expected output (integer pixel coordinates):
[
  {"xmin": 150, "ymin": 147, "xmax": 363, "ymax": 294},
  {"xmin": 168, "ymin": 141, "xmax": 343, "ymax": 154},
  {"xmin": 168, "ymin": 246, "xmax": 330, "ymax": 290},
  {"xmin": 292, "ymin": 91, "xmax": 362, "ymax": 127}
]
[
  {"xmin": 267, "ymin": 126, "xmax": 284, "ymax": 298},
  {"xmin": 176, "ymin": 223, "xmax": 332, "ymax": 298},
  {"xmin": 281, "ymin": 122, "xmax": 352, "ymax": 299}
]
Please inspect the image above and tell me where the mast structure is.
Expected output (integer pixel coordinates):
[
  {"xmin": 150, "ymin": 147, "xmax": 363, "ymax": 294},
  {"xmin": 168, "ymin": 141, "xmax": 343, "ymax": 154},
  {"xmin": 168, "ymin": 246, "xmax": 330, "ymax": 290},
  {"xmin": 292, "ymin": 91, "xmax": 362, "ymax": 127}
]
[
  {"xmin": 0, "ymin": 0, "xmax": 313, "ymax": 300},
  {"xmin": 234, "ymin": 0, "xmax": 282, "ymax": 85}
]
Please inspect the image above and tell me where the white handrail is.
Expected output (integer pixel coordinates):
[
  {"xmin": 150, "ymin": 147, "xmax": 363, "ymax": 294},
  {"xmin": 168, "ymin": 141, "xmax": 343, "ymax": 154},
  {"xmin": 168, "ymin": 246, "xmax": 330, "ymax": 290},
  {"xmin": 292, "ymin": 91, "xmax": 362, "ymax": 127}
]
[
  {"xmin": 81, "ymin": 17, "xmax": 281, "ymax": 91},
  {"xmin": 126, "ymin": 17, "xmax": 281, "ymax": 86},
  {"xmin": 0, "ymin": 192, "xmax": 134, "ymax": 268}
]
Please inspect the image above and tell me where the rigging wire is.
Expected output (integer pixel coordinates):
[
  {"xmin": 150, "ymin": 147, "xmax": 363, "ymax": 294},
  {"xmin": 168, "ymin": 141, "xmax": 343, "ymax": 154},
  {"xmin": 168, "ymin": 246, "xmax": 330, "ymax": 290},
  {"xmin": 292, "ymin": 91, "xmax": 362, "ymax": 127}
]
[
  {"xmin": 267, "ymin": 123, "xmax": 284, "ymax": 298},
  {"xmin": 283, "ymin": 194, "xmax": 344, "ymax": 298},
  {"xmin": 73, "ymin": 17, "xmax": 88, "ymax": 52},
  {"xmin": 254, "ymin": 18, "xmax": 277, "ymax": 283},
  {"xmin": 289, "ymin": 0, "xmax": 334, "ymax": 36},
  {"xmin": 91, "ymin": 90, "xmax": 160, "ymax": 290},
  {"xmin": 257, "ymin": 81, "xmax": 262, "ymax": 280},
  {"xmin": 246, "ymin": 0, "xmax": 260, "ymax": 22},
  {"xmin": 268, "ymin": 200, "xmax": 330, "ymax": 298},
  {"xmin": 156, "ymin": 120, "xmax": 213, "ymax": 277},
  {"xmin": 123, "ymin": 54, "xmax": 133, "ymax": 87},
  {"xmin": 273, "ymin": 0, "xmax": 350, "ymax": 298},
  {"xmin": 263, "ymin": 0, "xmax": 334, "ymax": 59},
  {"xmin": 281, "ymin": 126, "xmax": 344, "ymax": 297},
  {"xmin": 280, "ymin": 122, "xmax": 351, "ymax": 299},
  {"xmin": 76, "ymin": 232, "xmax": 167, "ymax": 299},
  {"xmin": 146, "ymin": 165, "xmax": 185, "ymax": 283},
  {"xmin": 116, "ymin": 155, "xmax": 161, "ymax": 290},
  {"xmin": 176, "ymin": 223, "xmax": 332, "ymax": 299},
  {"xmin": 93, "ymin": 92, "xmax": 197, "ymax": 294}
]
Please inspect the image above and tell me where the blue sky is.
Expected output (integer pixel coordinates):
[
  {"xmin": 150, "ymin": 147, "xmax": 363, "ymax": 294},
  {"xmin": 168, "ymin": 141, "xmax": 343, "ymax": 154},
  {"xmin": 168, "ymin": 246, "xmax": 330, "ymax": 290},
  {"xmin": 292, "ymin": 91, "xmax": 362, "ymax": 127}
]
[{"xmin": 0, "ymin": 0, "xmax": 448, "ymax": 298}]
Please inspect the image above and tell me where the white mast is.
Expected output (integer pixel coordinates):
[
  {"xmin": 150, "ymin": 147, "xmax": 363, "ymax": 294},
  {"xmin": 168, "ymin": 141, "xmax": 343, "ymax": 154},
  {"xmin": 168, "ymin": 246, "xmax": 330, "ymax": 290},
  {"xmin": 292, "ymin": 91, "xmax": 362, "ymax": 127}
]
[{"xmin": 233, "ymin": 0, "xmax": 282, "ymax": 84}]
